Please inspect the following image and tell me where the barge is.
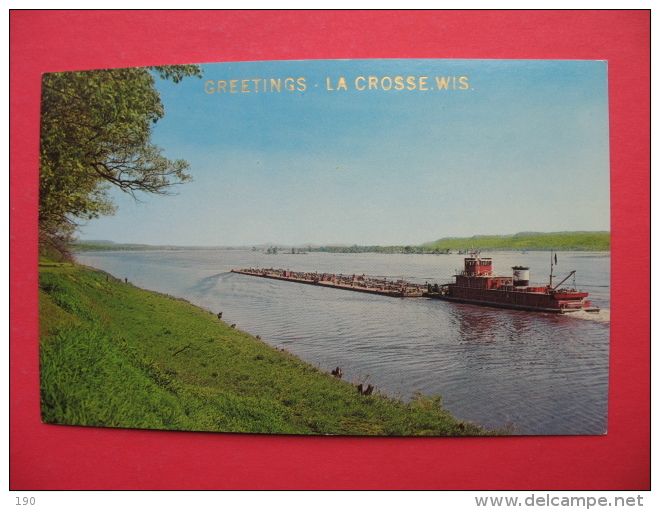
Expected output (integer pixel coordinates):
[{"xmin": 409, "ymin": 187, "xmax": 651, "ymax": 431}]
[
  {"xmin": 231, "ymin": 253, "xmax": 599, "ymax": 314},
  {"xmin": 230, "ymin": 268, "xmax": 425, "ymax": 297},
  {"xmin": 426, "ymin": 254, "xmax": 599, "ymax": 314}
]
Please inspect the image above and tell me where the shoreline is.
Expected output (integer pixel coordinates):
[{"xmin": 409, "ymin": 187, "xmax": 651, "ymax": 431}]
[{"xmin": 39, "ymin": 261, "xmax": 505, "ymax": 436}]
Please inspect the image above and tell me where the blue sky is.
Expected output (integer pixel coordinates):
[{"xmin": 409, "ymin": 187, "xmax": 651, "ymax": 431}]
[{"xmin": 79, "ymin": 59, "xmax": 610, "ymax": 246}]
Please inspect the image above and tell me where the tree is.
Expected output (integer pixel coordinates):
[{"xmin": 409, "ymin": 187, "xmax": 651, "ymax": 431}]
[{"xmin": 39, "ymin": 65, "xmax": 202, "ymax": 258}]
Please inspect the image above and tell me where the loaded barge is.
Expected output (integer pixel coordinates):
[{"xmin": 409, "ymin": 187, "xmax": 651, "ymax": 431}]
[
  {"xmin": 230, "ymin": 268, "xmax": 425, "ymax": 297},
  {"xmin": 231, "ymin": 254, "xmax": 598, "ymax": 314}
]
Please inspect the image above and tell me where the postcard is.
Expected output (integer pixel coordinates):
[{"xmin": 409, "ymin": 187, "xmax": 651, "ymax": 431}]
[{"xmin": 38, "ymin": 59, "xmax": 610, "ymax": 436}]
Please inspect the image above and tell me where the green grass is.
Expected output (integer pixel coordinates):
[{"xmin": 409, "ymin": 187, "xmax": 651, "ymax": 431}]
[{"xmin": 39, "ymin": 262, "xmax": 504, "ymax": 435}]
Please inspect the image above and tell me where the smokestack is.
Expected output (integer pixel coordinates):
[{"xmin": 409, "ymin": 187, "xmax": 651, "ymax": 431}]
[{"xmin": 512, "ymin": 266, "xmax": 530, "ymax": 286}]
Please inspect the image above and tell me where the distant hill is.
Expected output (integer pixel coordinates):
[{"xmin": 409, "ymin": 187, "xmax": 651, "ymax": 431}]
[
  {"xmin": 306, "ymin": 231, "xmax": 610, "ymax": 253},
  {"xmin": 71, "ymin": 241, "xmax": 166, "ymax": 252},
  {"xmin": 71, "ymin": 240, "xmax": 252, "ymax": 252},
  {"xmin": 72, "ymin": 231, "xmax": 610, "ymax": 254},
  {"xmin": 422, "ymin": 231, "xmax": 610, "ymax": 252}
]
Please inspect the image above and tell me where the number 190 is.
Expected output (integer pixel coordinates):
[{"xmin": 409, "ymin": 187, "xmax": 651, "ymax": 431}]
[{"xmin": 16, "ymin": 497, "xmax": 36, "ymax": 506}]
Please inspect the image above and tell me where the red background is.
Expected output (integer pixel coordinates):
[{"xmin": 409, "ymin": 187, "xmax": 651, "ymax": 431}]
[{"xmin": 10, "ymin": 10, "xmax": 650, "ymax": 490}]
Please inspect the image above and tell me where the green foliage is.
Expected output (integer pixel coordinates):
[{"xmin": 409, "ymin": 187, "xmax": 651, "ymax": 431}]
[
  {"xmin": 305, "ymin": 231, "xmax": 610, "ymax": 254},
  {"xmin": 39, "ymin": 64, "xmax": 202, "ymax": 256},
  {"xmin": 422, "ymin": 231, "xmax": 610, "ymax": 252},
  {"xmin": 39, "ymin": 263, "xmax": 504, "ymax": 436}
]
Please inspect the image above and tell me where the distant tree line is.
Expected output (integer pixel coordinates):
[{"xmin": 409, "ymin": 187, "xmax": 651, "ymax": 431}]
[
  {"xmin": 72, "ymin": 231, "xmax": 609, "ymax": 254},
  {"xmin": 304, "ymin": 232, "xmax": 610, "ymax": 254},
  {"xmin": 304, "ymin": 245, "xmax": 450, "ymax": 254},
  {"xmin": 421, "ymin": 231, "xmax": 610, "ymax": 252}
]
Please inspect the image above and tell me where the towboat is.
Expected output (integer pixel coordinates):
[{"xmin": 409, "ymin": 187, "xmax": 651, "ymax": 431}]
[{"xmin": 425, "ymin": 254, "xmax": 599, "ymax": 314}]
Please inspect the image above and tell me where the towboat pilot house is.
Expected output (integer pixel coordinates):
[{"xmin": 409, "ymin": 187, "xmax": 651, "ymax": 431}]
[{"xmin": 459, "ymin": 258, "xmax": 513, "ymax": 289}]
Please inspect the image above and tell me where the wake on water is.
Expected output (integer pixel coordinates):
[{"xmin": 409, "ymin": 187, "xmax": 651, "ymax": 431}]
[{"xmin": 569, "ymin": 308, "xmax": 610, "ymax": 323}]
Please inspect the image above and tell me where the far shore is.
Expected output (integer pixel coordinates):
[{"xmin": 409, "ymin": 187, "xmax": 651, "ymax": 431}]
[{"xmin": 71, "ymin": 231, "xmax": 611, "ymax": 254}]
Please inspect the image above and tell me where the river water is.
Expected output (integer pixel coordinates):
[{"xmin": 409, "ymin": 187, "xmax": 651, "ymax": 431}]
[{"xmin": 76, "ymin": 249, "xmax": 610, "ymax": 435}]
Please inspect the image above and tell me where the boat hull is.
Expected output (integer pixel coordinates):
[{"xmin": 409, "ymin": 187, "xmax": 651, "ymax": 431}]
[{"xmin": 426, "ymin": 292, "xmax": 598, "ymax": 314}]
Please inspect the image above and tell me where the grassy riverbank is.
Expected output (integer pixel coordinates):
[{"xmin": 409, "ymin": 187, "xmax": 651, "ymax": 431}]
[{"xmin": 39, "ymin": 262, "xmax": 501, "ymax": 435}]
